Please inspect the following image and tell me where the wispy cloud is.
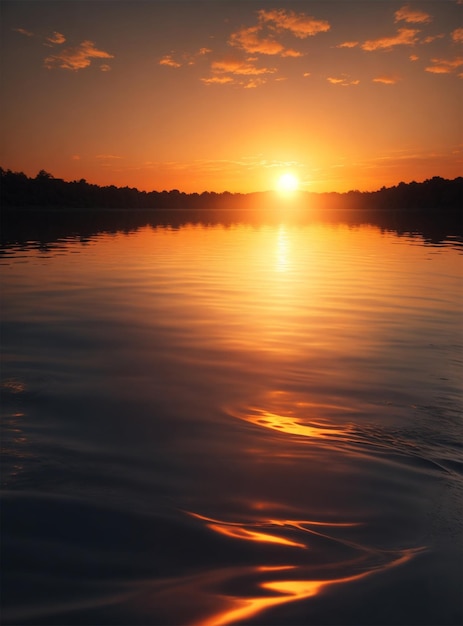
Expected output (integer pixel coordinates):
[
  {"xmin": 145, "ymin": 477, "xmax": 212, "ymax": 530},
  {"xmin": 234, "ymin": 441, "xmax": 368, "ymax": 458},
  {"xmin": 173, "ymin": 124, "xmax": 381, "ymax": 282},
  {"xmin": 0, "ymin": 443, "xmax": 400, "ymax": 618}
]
[
  {"xmin": 372, "ymin": 75, "xmax": 400, "ymax": 84},
  {"xmin": 201, "ymin": 57, "xmax": 276, "ymax": 88},
  {"xmin": 421, "ymin": 34, "xmax": 445, "ymax": 44},
  {"xmin": 362, "ymin": 28, "xmax": 420, "ymax": 51},
  {"xmin": 452, "ymin": 28, "xmax": 463, "ymax": 44},
  {"xmin": 159, "ymin": 48, "xmax": 212, "ymax": 68},
  {"xmin": 337, "ymin": 41, "xmax": 359, "ymax": 49},
  {"xmin": 45, "ymin": 31, "xmax": 66, "ymax": 46},
  {"xmin": 44, "ymin": 40, "xmax": 114, "ymax": 70},
  {"xmin": 229, "ymin": 25, "xmax": 286, "ymax": 56},
  {"xmin": 327, "ymin": 75, "xmax": 360, "ymax": 86},
  {"xmin": 394, "ymin": 5, "xmax": 432, "ymax": 24},
  {"xmin": 13, "ymin": 27, "xmax": 34, "ymax": 37},
  {"xmin": 425, "ymin": 56, "xmax": 463, "ymax": 74},
  {"xmin": 210, "ymin": 58, "xmax": 276, "ymax": 76},
  {"xmin": 409, "ymin": 54, "xmax": 419, "ymax": 61},
  {"xmin": 229, "ymin": 8, "xmax": 329, "ymax": 57},
  {"xmin": 201, "ymin": 76, "xmax": 234, "ymax": 85},
  {"xmin": 159, "ymin": 54, "xmax": 181, "ymax": 68},
  {"xmin": 96, "ymin": 154, "xmax": 123, "ymax": 160},
  {"xmin": 243, "ymin": 78, "xmax": 268, "ymax": 89},
  {"xmin": 257, "ymin": 9, "xmax": 330, "ymax": 39}
]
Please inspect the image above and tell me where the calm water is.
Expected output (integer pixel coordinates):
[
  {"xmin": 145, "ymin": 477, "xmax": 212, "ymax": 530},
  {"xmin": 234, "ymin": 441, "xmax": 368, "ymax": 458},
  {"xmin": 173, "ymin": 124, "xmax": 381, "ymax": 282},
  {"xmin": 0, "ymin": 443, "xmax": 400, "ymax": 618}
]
[{"xmin": 1, "ymin": 210, "xmax": 462, "ymax": 625}]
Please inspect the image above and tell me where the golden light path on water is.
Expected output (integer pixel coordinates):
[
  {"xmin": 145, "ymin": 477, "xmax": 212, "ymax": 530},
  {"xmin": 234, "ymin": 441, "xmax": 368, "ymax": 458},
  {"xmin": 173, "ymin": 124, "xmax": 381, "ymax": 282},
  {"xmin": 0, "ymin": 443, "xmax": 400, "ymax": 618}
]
[
  {"xmin": 186, "ymin": 511, "xmax": 424, "ymax": 626},
  {"xmin": 227, "ymin": 390, "xmax": 355, "ymax": 441},
  {"xmin": 184, "ymin": 382, "xmax": 425, "ymax": 626}
]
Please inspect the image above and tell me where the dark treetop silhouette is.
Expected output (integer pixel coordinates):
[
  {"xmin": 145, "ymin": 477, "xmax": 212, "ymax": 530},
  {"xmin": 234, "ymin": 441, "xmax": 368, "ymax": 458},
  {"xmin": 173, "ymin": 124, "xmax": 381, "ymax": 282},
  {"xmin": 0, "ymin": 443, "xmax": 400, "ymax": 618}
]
[
  {"xmin": 1, "ymin": 167, "xmax": 462, "ymax": 212},
  {"xmin": 1, "ymin": 168, "xmax": 461, "ymax": 249}
]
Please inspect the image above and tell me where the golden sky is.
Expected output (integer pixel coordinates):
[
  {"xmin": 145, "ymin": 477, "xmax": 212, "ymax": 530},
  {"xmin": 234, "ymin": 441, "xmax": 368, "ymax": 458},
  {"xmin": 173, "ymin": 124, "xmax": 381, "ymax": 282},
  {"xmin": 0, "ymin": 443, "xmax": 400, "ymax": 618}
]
[{"xmin": 1, "ymin": 1, "xmax": 462, "ymax": 193}]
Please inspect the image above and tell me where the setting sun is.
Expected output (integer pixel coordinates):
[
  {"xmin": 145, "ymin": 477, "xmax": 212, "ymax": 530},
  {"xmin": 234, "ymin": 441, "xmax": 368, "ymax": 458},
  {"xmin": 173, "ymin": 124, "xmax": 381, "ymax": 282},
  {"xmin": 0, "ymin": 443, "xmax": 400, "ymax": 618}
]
[{"xmin": 276, "ymin": 173, "xmax": 299, "ymax": 194}]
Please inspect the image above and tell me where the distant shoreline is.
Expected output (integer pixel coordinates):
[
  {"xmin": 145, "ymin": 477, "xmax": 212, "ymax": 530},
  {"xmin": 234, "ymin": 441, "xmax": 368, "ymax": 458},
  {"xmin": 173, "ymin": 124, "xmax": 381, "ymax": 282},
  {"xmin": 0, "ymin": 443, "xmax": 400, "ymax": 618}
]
[{"xmin": 1, "ymin": 168, "xmax": 462, "ymax": 213}]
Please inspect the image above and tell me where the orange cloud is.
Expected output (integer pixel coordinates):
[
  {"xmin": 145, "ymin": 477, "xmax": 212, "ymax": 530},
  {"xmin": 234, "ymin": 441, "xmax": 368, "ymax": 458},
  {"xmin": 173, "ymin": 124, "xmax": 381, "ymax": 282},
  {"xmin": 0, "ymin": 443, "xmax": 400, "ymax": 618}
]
[
  {"xmin": 45, "ymin": 31, "xmax": 66, "ymax": 45},
  {"xmin": 13, "ymin": 27, "xmax": 34, "ymax": 37},
  {"xmin": 159, "ymin": 55, "xmax": 181, "ymax": 68},
  {"xmin": 421, "ymin": 34, "xmax": 445, "ymax": 44},
  {"xmin": 425, "ymin": 56, "xmax": 463, "ymax": 74},
  {"xmin": 201, "ymin": 76, "xmax": 234, "ymax": 85},
  {"xmin": 409, "ymin": 54, "xmax": 419, "ymax": 61},
  {"xmin": 327, "ymin": 75, "xmax": 360, "ymax": 86},
  {"xmin": 452, "ymin": 28, "xmax": 463, "ymax": 44},
  {"xmin": 337, "ymin": 41, "xmax": 359, "ymax": 48},
  {"xmin": 44, "ymin": 40, "xmax": 114, "ymax": 70},
  {"xmin": 394, "ymin": 5, "xmax": 432, "ymax": 24},
  {"xmin": 160, "ymin": 48, "xmax": 212, "ymax": 68},
  {"xmin": 362, "ymin": 28, "xmax": 420, "ymax": 51},
  {"xmin": 229, "ymin": 8, "xmax": 329, "ymax": 57},
  {"xmin": 244, "ymin": 78, "xmax": 267, "ymax": 89},
  {"xmin": 373, "ymin": 75, "xmax": 400, "ymax": 84},
  {"xmin": 257, "ymin": 8, "xmax": 330, "ymax": 38},
  {"xmin": 211, "ymin": 58, "xmax": 276, "ymax": 76},
  {"xmin": 201, "ymin": 57, "xmax": 277, "ymax": 88},
  {"xmin": 229, "ymin": 25, "xmax": 285, "ymax": 55},
  {"xmin": 281, "ymin": 48, "xmax": 302, "ymax": 58}
]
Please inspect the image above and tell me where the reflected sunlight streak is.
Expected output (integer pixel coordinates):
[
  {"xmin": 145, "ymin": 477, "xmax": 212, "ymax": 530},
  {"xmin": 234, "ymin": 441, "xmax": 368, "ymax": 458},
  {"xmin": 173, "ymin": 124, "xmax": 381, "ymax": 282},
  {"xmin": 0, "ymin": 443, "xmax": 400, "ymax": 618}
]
[{"xmin": 228, "ymin": 390, "xmax": 354, "ymax": 442}]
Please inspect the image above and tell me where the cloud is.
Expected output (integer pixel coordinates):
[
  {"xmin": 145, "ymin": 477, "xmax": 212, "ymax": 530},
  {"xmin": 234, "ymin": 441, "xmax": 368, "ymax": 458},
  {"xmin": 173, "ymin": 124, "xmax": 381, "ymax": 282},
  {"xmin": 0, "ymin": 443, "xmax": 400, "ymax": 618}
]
[
  {"xmin": 44, "ymin": 40, "xmax": 114, "ymax": 70},
  {"xmin": 229, "ymin": 25, "xmax": 285, "ymax": 55},
  {"xmin": 201, "ymin": 76, "xmax": 234, "ymax": 85},
  {"xmin": 257, "ymin": 8, "xmax": 330, "ymax": 38},
  {"xmin": 282, "ymin": 48, "xmax": 302, "ymax": 58},
  {"xmin": 425, "ymin": 56, "xmax": 463, "ymax": 74},
  {"xmin": 421, "ymin": 34, "xmax": 445, "ymax": 44},
  {"xmin": 452, "ymin": 28, "xmax": 463, "ymax": 44},
  {"xmin": 409, "ymin": 54, "xmax": 419, "ymax": 61},
  {"xmin": 159, "ymin": 55, "xmax": 181, "ymax": 68},
  {"xmin": 100, "ymin": 64, "xmax": 111, "ymax": 72},
  {"xmin": 372, "ymin": 75, "xmax": 400, "ymax": 84},
  {"xmin": 159, "ymin": 48, "xmax": 212, "ymax": 68},
  {"xmin": 244, "ymin": 78, "xmax": 267, "ymax": 89},
  {"xmin": 13, "ymin": 27, "xmax": 34, "ymax": 37},
  {"xmin": 210, "ymin": 58, "xmax": 276, "ymax": 76},
  {"xmin": 201, "ymin": 57, "xmax": 276, "ymax": 87},
  {"xmin": 229, "ymin": 8, "xmax": 329, "ymax": 57},
  {"xmin": 337, "ymin": 41, "xmax": 359, "ymax": 48},
  {"xmin": 362, "ymin": 28, "xmax": 420, "ymax": 51},
  {"xmin": 327, "ymin": 75, "xmax": 360, "ymax": 86},
  {"xmin": 394, "ymin": 5, "xmax": 432, "ymax": 24},
  {"xmin": 96, "ymin": 154, "xmax": 123, "ymax": 159},
  {"xmin": 45, "ymin": 31, "xmax": 66, "ymax": 45}
]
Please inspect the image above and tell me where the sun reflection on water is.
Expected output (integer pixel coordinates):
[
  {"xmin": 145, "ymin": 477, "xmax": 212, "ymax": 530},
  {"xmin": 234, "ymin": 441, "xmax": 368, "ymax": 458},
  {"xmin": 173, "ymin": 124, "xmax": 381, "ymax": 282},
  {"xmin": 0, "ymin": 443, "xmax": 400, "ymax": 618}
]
[
  {"xmin": 227, "ymin": 390, "xmax": 354, "ymax": 442},
  {"xmin": 187, "ymin": 510, "xmax": 424, "ymax": 626}
]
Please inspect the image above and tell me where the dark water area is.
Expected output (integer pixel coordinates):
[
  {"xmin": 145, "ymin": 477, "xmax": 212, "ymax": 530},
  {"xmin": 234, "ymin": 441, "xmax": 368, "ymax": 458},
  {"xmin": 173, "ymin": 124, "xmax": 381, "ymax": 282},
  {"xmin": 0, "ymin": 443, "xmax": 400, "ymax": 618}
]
[{"xmin": 1, "ymin": 207, "xmax": 462, "ymax": 625}]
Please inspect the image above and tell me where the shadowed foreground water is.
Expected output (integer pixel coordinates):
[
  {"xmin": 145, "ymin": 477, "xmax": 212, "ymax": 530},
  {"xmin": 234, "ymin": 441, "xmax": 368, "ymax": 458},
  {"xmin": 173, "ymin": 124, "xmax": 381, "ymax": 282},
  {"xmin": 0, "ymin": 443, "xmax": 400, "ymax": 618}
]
[{"xmin": 1, "ymin": 213, "xmax": 462, "ymax": 625}]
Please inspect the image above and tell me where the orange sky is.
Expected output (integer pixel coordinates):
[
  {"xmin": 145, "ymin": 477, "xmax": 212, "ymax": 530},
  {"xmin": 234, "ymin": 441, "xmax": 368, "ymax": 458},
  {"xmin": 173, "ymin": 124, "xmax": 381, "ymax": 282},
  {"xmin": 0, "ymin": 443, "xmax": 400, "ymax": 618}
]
[{"xmin": 1, "ymin": 1, "xmax": 462, "ymax": 193}]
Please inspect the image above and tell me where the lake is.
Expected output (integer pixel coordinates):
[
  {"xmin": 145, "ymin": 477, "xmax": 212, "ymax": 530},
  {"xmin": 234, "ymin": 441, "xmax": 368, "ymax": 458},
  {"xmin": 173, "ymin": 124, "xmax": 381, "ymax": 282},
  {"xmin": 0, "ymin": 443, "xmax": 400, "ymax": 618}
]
[{"xmin": 1, "ymin": 208, "xmax": 462, "ymax": 626}]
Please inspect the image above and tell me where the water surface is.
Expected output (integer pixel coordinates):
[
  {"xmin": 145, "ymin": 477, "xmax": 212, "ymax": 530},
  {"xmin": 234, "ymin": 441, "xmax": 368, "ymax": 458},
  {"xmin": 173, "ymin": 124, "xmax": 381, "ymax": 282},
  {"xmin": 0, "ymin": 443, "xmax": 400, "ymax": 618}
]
[{"xmin": 1, "ymin": 211, "xmax": 462, "ymax": 625}]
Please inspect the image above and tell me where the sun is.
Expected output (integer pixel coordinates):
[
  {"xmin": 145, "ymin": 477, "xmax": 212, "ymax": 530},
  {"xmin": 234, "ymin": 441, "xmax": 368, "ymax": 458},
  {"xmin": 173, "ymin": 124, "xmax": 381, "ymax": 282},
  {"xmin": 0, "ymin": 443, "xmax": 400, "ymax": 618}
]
[{"xmin": 276, "ymin": 173, "xmax": 299, "ymax": 194}]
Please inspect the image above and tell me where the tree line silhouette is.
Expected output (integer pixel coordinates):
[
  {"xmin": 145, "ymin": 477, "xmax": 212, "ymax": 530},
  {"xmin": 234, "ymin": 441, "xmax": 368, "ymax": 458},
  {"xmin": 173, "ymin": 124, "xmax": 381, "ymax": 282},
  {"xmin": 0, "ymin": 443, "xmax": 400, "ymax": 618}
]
[{"xmin": 1, "ymin": 167, "xmax": 461, "ymax": 213}]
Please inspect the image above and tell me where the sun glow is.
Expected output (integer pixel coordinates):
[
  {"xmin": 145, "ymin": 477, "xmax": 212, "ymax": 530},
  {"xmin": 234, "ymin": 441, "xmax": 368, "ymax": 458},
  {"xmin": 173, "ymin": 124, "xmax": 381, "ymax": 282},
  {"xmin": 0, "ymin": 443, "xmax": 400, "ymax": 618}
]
[{"xmin": 276, "ymin": 173, "xmax": 299, "ymax": 194}]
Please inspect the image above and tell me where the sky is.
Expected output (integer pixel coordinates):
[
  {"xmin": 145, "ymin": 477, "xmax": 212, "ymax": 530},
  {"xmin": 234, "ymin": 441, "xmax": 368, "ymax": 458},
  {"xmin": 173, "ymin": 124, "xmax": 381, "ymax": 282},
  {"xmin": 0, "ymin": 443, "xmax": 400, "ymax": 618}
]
[{"xmin": 1, "ymin": 0, "xmax": 462, "ymax": 193}]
